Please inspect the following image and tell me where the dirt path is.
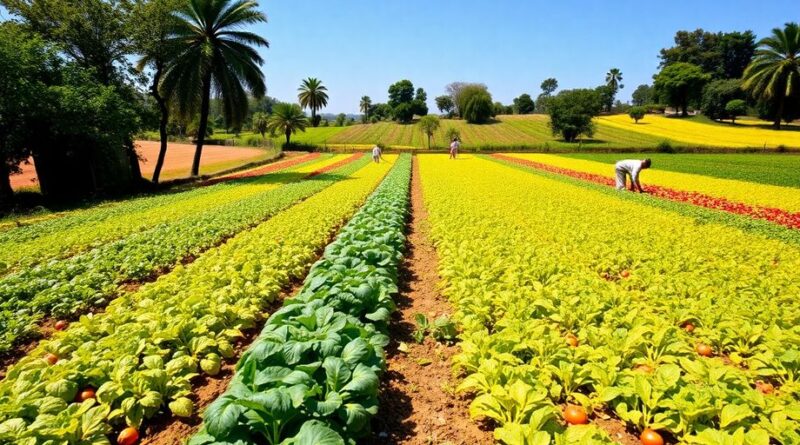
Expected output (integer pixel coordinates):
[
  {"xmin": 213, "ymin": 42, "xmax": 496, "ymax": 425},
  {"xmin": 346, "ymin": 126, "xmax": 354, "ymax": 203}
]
[{"xmin": 366, "ymin": 156, "xmax": 493, "ymax": 445}]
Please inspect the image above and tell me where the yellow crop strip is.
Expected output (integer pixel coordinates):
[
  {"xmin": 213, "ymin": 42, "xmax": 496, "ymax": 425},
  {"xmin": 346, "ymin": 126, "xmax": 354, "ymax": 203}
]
[
  {"xmin": 419, "ymin": 154, "xmax": 800, "ymax": 443},
  {"xmin": 506, "ymin": 153, "xmax": 800, "ymax": 213},
  {"xmin": 598, "ymin": 114, "xmax": 800, "ymax": 149}
]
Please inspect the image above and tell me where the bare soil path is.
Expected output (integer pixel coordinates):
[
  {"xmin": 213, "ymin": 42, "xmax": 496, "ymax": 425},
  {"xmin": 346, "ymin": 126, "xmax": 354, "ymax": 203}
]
[{"xmin": 366, "ymin": 156, "xmax": 493, "ymax": 445}]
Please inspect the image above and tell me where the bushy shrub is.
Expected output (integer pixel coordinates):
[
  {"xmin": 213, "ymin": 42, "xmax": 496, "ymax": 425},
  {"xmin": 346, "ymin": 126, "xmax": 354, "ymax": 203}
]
[
  {"xmin": 628, "ymin": 106, "xmax": 647, "ymax": 123},
  {"xmin": 547, "ymin": 89, "xmax": 602, "ymax": 142}
]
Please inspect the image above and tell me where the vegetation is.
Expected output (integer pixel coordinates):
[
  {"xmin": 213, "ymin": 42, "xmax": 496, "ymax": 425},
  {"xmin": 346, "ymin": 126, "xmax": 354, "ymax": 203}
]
[
  {"xmin": 548, "ymin": 89, "xmax": 603, "ymax": 142},
  {"xmin": 700, "ymin": 79, "xmax": 745, "ymax": 121},
  {"xmin": 604, "ymin": 68, "xmax": 624, "ymax": 111},
  {"xmin": 359, "ymin": 95, "xmax": 372, "ymax": 122},
  {"xmin": 435, "ymin": 95, "xmax": 455, "ymax": 116},
  {"xmin": 628, "ymin": 106, "xmax": 647, "ymax": 123},
  {"xmin": 653, "ymin": 62, "xmax": 711, "ymax": 116},
  {"xmin": 632, "ymin": 84, "xmax": 654, "ymax": 106},
  {"xmin": 388, "ymin": 79, "xmax": 427, "ymax": 123},
  {"xmin": 266, "ymin": 103, "xmax": 309, "ymax": 145},
  {"xmin": 659, "ymin": 29, "xmax": 756, "ymax": 79},
  {"xmin": 457, "ymin": 84, "xmax": 494, "ymax": 124},
  {"xmin": 725, "ymin": 99, "xmax": 747, "ymax": 123},
  {"xmin": 251, "ymin": 112, "xmax": 269, "ymax": 137},
  {"xmin": 417, "ymin": 115, "xmax": 441, "ymax": 148},
  {"xmin": 298, "ymin": 77, "xmax": 329, "ymax": 127},
  {"xmin": 513, "ymin": 93, "xmax": 535, "ymax": 114}
]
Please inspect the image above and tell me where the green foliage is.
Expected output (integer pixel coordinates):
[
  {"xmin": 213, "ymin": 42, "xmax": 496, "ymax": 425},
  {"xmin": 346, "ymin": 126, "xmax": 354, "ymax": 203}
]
[
  {"xmin": 190, "ymin": 155, "xmax": 412, "ymax": 445},
  {"xmin": 388, "ymin": 80, "xmax": 415, "ymax": 109},
  {"xmin": 604, "ymin": 68, "xmax": 624, "ymax": 111},
  {"xmin": 417, "ymin": 115, "xmax": 441, "ymax": 148},
  {"xmin": 251, "ymin": 112, "xmax": 270, "ymax": 137},
  {"xmin": 462, "ymin": 91, "xmax": 494, "ymax": 124},
  {"xmin": 725, "ymin": 100, "xmax": 747, "ymax": 123},
  {"xmin": 445, "ymin": 127, "xmax": 461, "ymax": 143},
  {"xmin": 514, "ymin": 94, "xmax": 535, "ymax": 114},
  {"xmin": 742, "ymin": 22, "xmax": 800, "ymax": 129},
  {"xmin": 700, "ymin": 79, "xmax": 745, "ymax": 121},
  {"xmin": 413, "ymin": 314, "xmax": 458, "ymax": 344},
  {"xmin": 653, "ymin": 62, "xmax": 711, "ymax": 116},
  {"xmin": 392, "ymin": 103, "xmax": 414, "ymax": 124},
  {"xmin": 548, "ymin": 89, "xmax": 603, "ymax": 142},
  {"xmin": 659, "ymin": 29, "xmax": 757, "ymax": 79},
  {"xmin": 334, "ymin": 113, "xmax": 346, "ymax": 127},
  {"xmin": 540, "ymin": 78, "xmax": 558, "ymax": 95},
  {"xmin": 595, "ymin": 85, "xmax": 615, "ymax": 113},
  {"xmin": 435, "ymin": 95, "xmax": 455, "ymax": 116},
  {"xmin": 359, "ymin": 96, "xmax": 371, "ymax": 122},
  {"xmin": 632, "ymin": 84, "xmax": 654, "ymax": 106},
  {"xmin": 267, "ymin": 103, "xmax": 309, "ymax": 145},
  {"xmin": 388, "ymin": 80, "xmax": 425, "ymax": 122},
  {"xmin": 298, "ymin": 78, "xmax": 329, "ymax": 127},
  {"xmin": 628, "ymin": 106, "xmax": 647, "ymax": 123}
]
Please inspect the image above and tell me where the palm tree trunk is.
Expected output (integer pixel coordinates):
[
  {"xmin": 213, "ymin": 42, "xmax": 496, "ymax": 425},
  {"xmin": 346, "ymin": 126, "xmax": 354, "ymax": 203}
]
[
  {"xmin": 427, "ymin": 134, "xmax": 431, "ymax": 149},
  {"xmin": 285, "ymin": 129, "xmax": 291, "ymax": 146},
  {"xmin": 192, "ymin": 71, "xmax": 213, "ymax": 177},
  {"xmin": 150, "ymin": 62, "xmax": 169, "ymax": 184},
  {"xmin": 0, "ymin": 160, "xmax": 13, "ymax": 207},
  {"xmin": 774, "ymin": 95, "xmax": 785, "ymax": 130},
  {"xmin": 311, "ymin": 109, "xmax": 317, "ymax": 128}
]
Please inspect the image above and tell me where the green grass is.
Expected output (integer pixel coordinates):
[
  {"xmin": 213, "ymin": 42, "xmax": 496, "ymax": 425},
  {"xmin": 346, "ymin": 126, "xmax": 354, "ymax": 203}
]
[
  {"xmin": 559, "ymin": 152, "xmax": 800, "ymax": 188},
  {"xmin": 141, "ymin": 127, "xmax": 349, "ymax": 148}
]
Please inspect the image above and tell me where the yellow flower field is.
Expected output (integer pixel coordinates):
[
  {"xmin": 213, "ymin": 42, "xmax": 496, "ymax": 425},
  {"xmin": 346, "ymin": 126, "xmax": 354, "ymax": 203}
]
[
  {"xmin": 598, "ymin": 114, "xmax": 800, "ymax": 149},
  {"xmin": 506, "ymin": 153, "xmax": 800, "ymax": 213}
]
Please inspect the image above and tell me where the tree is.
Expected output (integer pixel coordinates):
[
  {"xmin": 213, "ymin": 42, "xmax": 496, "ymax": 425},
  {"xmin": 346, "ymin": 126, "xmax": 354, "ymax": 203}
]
[
  {"xmin": 267, "ymin": 103, "xmax": 308, "ymax": 146},
  {"xmin": 547, "ymin": 89, "xmax": 603, "ymax": 142},
  {"xmin": 462, "ymin": 91, "xmax": 494, "ymax": 124},
  {"xmin": 417, "ymin": 115, "xmax": 440, "ymax": 149},
  {"xmin": 415, "ymin": 88, "xmax": 427, "ymax": 103},
  {"xmin": 725, "ymin": 100, "xmax": 747, "ymax": 124},
  {"xmin": 392, "ymin": 103, "xmax": 414, "ymax": 123},
  {"xmin": 653, "ymin": 62, "xmax": 710, "ymax": 116},
  {"xmin": 540, "ymin": 78, "xmax": 558, "ymax": 95},
  {"xmin": 370, "ymin": 103, "xmax": 391, "ymax": 121},
  {"xmin": 131, "ymin": 0, "xmax": 181, "ymax": 184},
  {"xmin": 742, "ymin": 23, "xmax": 800, "ymax": 129},
  {"xmin": 359, "ymin": 96, "xmax": 372, "ymax": 122},
  {"xmin": 388, "ymin": 80, "xmax": 416, "ymax": 123},
  {"xmin": 604, "ymin": 68, "xmax": 624, "ymax": 112},
  {"xmin": 161, "ymin": 0, "xmax": 267, "ymax": 176},
  {"xmin": 251, "ymin": 112, "xmax": 269, "ymax": 137},
  {"xmin": 435, "ymin": 95, "xmax": 455, "ymax": 116},
  {"xmin": 659, "ymin": 29, "xmax": 756, "ymax": 79},
  {"xmin": 335, "ymin": 113, "xmax": 346, "ymax": 127},
  {"xmin": 298, "ymin": 77, "xmax": 328, "ymax": 127},
  {"xmin": 700, "ymin": 79, "xmax": 745, "ymax": 121},
  {"xmin": 446, "ymin": 81, "xmax": 488, "ymax": 117},
  {"xmin": 445, "ymin": 127, "xmax": 461, "ymax": 143},
  {"xmin": 513, "ymin": 94, "xmax": 535, "ymax": 114},
  {"xmin": 628, "ymin": 106, "xmax": 647, "ymax": 123},
  {"xmin": 595, "ymin": 85, "xmax": 615, "ymax": 114},
  {"xmin": 631, "ymin": 84, "xmax": 654, "ymax": 106}
]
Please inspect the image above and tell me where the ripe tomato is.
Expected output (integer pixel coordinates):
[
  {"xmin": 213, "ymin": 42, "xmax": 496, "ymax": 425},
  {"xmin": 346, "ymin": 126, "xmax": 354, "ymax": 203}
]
[
  {"xmin": 44, "ymin": 353, "xmax": 59, "ymax": 365},
  {"xmin": 563, "ymin": 404, "xmax": 588, "ymax": 425},
  {"xmin": 565, "ymin": 334, "xmax": 579, "ymax": 348},
  {"xmin": 117, "ymin": 427, "xmax": 139, "ymax": 445},
  {"xmin": 76, "ymin": 387, "xmax": 96, "ymax": 402},
  {"xmin": 683, "ymin": 322, "xmax": 695, "ymax": 333},
  {"xmin": 620, "ymin": 270, "xmax": 630, "ymax": 278},
  {"xmin": 696, "ymin": 343, "xmax": 713, "ymax": 357},
  {"xmin": 755, "ymin": 380, "xmax": 774, "ymax": 395},
  {"xmin": 54, "ymin": 320, "xmax": 68, "ymax": 331},
  {"xmin": 640, "ymin": 428, "xmax": 664, "ymax": 445}
]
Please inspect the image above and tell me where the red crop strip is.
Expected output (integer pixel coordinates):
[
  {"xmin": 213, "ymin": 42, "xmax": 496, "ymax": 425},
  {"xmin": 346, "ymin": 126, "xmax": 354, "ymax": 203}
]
[
  {"xmin": 202, "ymin": 152, "xmax": 322, "ymax": 186},
  {"xmin": 306, "ymin": 152, "xmax": 364, "ymax": 178},
  {"xmin": 492, "ymin": 154, "xmax": 800, "ymax": 230}
]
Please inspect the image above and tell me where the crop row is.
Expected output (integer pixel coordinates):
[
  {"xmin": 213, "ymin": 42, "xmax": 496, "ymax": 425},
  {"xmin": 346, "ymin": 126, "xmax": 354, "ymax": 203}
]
[
  {"xmin": 0, "ymin": 156, "xmax": 396, "ymax": 445},
  {"xmin": 0, "ymin": 155, "xmax": 361, "ymax": 354},
  {"xmin": 419, "ymin": 155, "xmax": 800, "ymax": 444},
  {"xmin": 189, "ymin": 154, "xmax": 412, "ymax": 445},
  {"xmin": 495, "ymin": 154, "xmax": 800, "ymax": 231},
  {"xmin": 0, "ymin": 153, "xmax": 331, "ymax": 276}
]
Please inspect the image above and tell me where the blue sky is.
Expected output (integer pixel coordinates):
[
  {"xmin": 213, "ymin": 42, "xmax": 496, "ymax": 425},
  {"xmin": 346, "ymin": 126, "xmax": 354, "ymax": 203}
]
[{"xmin": 1, "ymin": 1, "xmax": 795, "ymax": 113}]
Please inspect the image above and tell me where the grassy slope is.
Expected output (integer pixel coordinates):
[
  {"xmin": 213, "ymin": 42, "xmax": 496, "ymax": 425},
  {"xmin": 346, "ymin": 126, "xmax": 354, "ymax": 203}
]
[{"xmin": 560, "ymin": 152, "xmax": 800, "ymax": 188}]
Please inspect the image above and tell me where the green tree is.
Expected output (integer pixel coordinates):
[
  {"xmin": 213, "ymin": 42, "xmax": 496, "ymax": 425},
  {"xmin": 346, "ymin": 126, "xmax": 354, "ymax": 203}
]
[
  {"xmin": 359, "ymin": 96, "xmax": 372, "ymax": 122},
  {"xmin": 388, "ymin": 80, "xmax": 417, "ymax": 123},
  {"xmin": 131, "ymin": 0, "xmax": 181, "ymax": 183},
  {"xmin": 628, "ymin": 106, "xmax": 647, "ymax": 123},
  {"xmin": 435, "ymin": 95, "xmax": 455, "ymax": 116},
  {"xmin": 604, "ymin": 68, "xmax": 624, "ymax": 111},
  {"xmin": 462, "ymin": 91, "xmax": 494, "ymax": 124},
  {"xmin": 445, "ymin": 127, "xmax": 461, "ymax": 143},
  {"xmin": 540, "ymin": 78, "xmax": 558, "ymax": 95},
  {"xmin": 631, "ymin": 84, "xmax": 653, "ymax": 106},
  {"xmin": 595, "ymin": 85, "xmax": 615, "ymax": 113},
  {"xmin": 742, "ymin": 23, "xmax": 800, "ymax": 129},
  {"xmin": 700, "ymin": 79, "xmax": 745, "ymax": 121},
  {"xmin": 513, "ymin": 94, "xmax": 535, "ymax": 114},
  {"xmin": 335, "ymin": 113, "xmax": 346, "ymax": 127},
  {"xmin": 298, "ymin": 77, "xmax": 328, "ymax": 127},
  {"xmin": 267, "ymin": 103, "xmax": 308, "ymax": 146},
  {"xmin": 455, "ymin": 84, "xmax": 491, "ymax": 119},
  {"xmin": 659, "ymin": 29, "xmax": 756, "ymax": 79},
  {"xmin": 161, "ymin": 0, "xmax": 268, "ymax": 176},
  {"xmin": 725, "ymin": 99, "xmax": 747, "ymax": 124},
  {"xmin": 417, "ymin": 115, "xmax": 440, "ymax": 149},
  {"xmin": 251, "ymin": 112, "xmax": 269, "ymax": 137},
  {"xmin": 548, "ymin": 89, "xmax": 603, "ymax": 142},
  {"xmin": 653, "ymin": 62, "xmax": 710, "ymax": 116}
]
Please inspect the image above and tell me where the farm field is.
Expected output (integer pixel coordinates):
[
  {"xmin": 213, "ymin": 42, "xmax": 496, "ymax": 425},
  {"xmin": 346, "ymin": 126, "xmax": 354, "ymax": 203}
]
[{"xmin": 2, "ymin": 153, "xmax": 800, "ymax": 445}]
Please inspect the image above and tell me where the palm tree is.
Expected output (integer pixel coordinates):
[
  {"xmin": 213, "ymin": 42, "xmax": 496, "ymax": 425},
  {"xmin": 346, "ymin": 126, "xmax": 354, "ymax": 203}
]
[
  {"xmin": 604, "ymin": 68, "xmax": 624, "ymax": 112},
  {"xmin": 251, "ymin": 111, "xmax": 269, "ymax": 137},
  {"xmin": 267, "ymin": 103, "xmax": 309, "ymax": 146},
  {"xmin": 297, "ymin": 77, "xmax": 328, "ymax": 127},
  {"xmin": 161, "ymin": 0, "xmax": 268, "ymax": 177},
  {"xmin": 360, "ymin": 95, "xmax": 372, "ymax": 122},
  {"xmin": 743, "ymin": 22, "xmax": 800, "ymax": 129}
]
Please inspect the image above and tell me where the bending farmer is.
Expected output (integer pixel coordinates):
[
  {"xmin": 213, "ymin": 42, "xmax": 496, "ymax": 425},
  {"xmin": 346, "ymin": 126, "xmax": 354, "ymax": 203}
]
[{"xmin": 615, "ymin": 159, "xmax": 651, "ymax": 192}]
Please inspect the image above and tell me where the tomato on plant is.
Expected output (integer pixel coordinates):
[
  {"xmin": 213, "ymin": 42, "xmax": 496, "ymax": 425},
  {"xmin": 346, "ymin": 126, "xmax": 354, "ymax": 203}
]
[
  {"xmin": 563, "ymin": 404, "xmax": 588, "ymax": 425},
  {"xmin": 565, "ymin": 334, "xmax": 579, "ymax": 348},
  {"xmin": 640, "ymin": 428, "xmax": 664, "ymax": 445},
  {"xmin": 620, "ymin": 269, "xmax": 630, "ymax": 278},
  {"xmin": 117, "ymin": 427, "xmax": 139, "ymax": 445},
  {"xmin": 683, "ymin": 322, "xmax": 695, "ymax": 333},
  {"xmin": 696, "ymin": 343, "xmax": 713, "ymax": 357},
  {"xmin": 76, "ymin": 387, "xmax": 96, "ymax": 402},
  {"xmin": 54, "ymin": 320, "xmax": 68, "ymax": 331},
  {"xmin": 44, "ymin": 353, "xmax": 58, "ymax": 365},
  {"xmin": 755, "ymin": 380, "xmax": 774, "ymax": 395}
]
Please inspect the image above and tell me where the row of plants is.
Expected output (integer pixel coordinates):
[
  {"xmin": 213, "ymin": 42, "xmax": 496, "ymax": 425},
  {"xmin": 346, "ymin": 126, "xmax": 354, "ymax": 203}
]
[
  {"xmin": 0, "ymin": 155, "xmax": 363, "ymax": 354},
  {"xmin": 496, "ymin": 154, "xmax": 800, "ymax": 231},
  {"xmin": 0, "ymin": 154, "xmax": 332, "ymax": 276},
  {"xmin": 188, "ymin": 154, "xmax": 412, "ymax": 445},
  {"xmin": 418, "ymin": 155, "xmax": 800, "ymax": 444},
  {"xmin": 0, "ymin": 156, "xmax": 396, "ymax": 445}
]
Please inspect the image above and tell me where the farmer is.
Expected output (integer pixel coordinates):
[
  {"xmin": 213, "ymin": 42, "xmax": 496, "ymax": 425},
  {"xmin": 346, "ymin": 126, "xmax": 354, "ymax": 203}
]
[
  {"xmin": 371, "ymin": 144, "xmax": 382, "ymax": 163},
  {"xmin": 615, "ymin": 159, "xmax": 651, "ymax": 192},
  {"xmin": 449, "ymin": 138, "xmax": 460, "ymax": 159}
]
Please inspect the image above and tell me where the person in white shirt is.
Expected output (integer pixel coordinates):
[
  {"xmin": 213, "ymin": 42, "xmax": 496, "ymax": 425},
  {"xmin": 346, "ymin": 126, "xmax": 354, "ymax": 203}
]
[
  {"xmin": 371, "ymin": 145, "xmax": 382, "ymax": 163},
  {"xmin": 449, "ymin": 138, "xmax": 460, "ymax": 159},
  {"xmin": 615, "ymin": 159, "xmax": 651, "ymax": 192}
]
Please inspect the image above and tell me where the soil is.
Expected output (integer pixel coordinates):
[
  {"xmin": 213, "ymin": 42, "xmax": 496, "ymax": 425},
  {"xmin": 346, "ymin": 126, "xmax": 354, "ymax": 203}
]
[
  {"xmin": 365, "ymin": 156, "xmax": 493, "ymax": 445},
  {"xmin": 593, "ymin": 416, "xmax": 640, "ymax": 445}
]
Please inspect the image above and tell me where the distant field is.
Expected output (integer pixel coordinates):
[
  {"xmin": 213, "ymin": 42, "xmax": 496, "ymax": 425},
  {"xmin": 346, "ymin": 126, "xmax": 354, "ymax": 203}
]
[
  {"xmin": 560, "ymin": 152, "xmax": 800, "ymax": 188},
  {"xmin": 599, "ymin": 114, "xmax": 800, "ymax": 149}
]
